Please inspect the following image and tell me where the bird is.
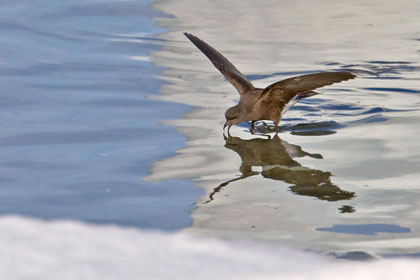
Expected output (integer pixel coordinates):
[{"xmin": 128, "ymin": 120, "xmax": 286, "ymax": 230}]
[{"xmin": 183, "ymin": 32, "xmax": 356, "ymax": 134}]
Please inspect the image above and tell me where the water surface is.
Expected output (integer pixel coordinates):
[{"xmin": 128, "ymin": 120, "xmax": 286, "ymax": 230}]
[
  {"xmin": 0, "ymin": 0, "xmax": 203, "ymax": 229},
  {"xmin": 148, "ymin": 0, "xmax": 420, "ymax": 256}
]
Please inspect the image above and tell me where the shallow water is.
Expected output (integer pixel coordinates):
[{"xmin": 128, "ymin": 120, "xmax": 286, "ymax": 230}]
[
  {"xmin": 148, "ymin": 0, "xmax": 420, "ymax": 256},
  {"xmin": 0, "ymin": 0, "xmax": 203, "ymax": 229}
]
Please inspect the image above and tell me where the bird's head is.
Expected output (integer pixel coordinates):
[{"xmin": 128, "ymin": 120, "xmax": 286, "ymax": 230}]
[{"xmin": 223, "ymin": 105, "xmax": 241, "ymax": 131}]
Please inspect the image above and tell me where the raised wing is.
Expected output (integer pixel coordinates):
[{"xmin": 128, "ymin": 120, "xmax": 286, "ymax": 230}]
[
  {"xmin": 184, "ymin": 32, "xmax": 255, "ymax": 95},
  {"xmin": 256, "ymin": 72, "xmax": 356, "ymax": 103}
]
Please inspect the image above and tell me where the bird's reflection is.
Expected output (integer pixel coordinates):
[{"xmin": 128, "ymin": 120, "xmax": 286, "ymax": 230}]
[{"xmin": 207, "ymin": 135, "xmax": 355, "ymax": 208}]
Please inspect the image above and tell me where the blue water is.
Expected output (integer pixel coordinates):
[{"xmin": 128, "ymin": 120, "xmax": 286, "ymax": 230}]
[
  {"xmin": 0, "ymin": 0, "xmax": 202, "ymax": 229},
  {"xmin": 316, "ymin": 224, "xmax": 411, "ymax": 236}
]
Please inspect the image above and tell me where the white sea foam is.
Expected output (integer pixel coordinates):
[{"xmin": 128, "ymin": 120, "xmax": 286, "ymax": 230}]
[{"xmin": 1, "ymin": 215, "xmax": 419, "ymax": 280}]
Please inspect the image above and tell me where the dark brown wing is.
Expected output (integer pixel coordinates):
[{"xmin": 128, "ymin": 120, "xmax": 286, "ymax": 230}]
[
  {"xmin": 256, "ymin": 72, "xmax": 356, "ymax": 103},
  {"xmin": 184, "ymin": 32, "xmax": 255, "ymax": 95}
]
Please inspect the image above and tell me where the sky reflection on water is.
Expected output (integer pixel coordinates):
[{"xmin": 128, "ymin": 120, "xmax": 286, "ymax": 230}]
[
  {"xmin": 149, "ymin": 0, "xmax": 420, "ymax": 255},
  {"xmin": 0, "ymin": 0, "xmax": 203, "ymax": 230}
]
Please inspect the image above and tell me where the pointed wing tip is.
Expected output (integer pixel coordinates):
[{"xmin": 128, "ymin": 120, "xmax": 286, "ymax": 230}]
[
  {"xmin": 332, "ymin": 71, "xmax": 357, "ymax": 83},
  {"xmin": 183, "ymin": 32, "xmax": 202, "ymax": 47},
  {"xmin": 343, "ymin": 71, "xmax": 357, "ymax": 80},
  {"xmin": 184, "ymin": 32, "xmax": 196, "ymax": 41}
]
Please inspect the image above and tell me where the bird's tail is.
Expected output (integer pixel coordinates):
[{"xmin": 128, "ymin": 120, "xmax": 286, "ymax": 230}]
[{"xmin": 281, "ymin": 91, "xmax": 320, "ymax": 115}]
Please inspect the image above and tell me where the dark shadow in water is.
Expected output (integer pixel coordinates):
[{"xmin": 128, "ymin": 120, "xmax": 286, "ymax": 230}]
[
  {"xmin": 206, "ymin": 135, "xmax": 355, "ymax": 205},
  {"xmin": 246, "ymin": 58, "xmax": 420, "ymax": 84},
  {"xmin": 382, "ymin": 252, "xmax": 420, "ymax": 259},
  {"xmin": 326, "ymin": 60, "xmax": 420, "ymax": 77},
  {"xmin": 316, "ymin": 223, "xmax": 411, "ymax": 236},
  {"xmin": 330, "ymin": 251, "xmax": 376, "ymax": 261}
]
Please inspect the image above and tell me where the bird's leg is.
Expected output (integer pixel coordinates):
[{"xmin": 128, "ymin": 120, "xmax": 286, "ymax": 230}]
[
  {"xmin": 275, "ymin": 122, "xmax": 280, "ymax": 136},
  {"xmin": 250, "ymin": 121, "xmax": 255, "ymax": 134},
  {"xmin": 256, "ymin": 121, "xmax": 271, "ymax": 139}
]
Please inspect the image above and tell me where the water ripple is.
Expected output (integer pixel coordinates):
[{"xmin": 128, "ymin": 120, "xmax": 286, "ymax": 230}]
[{"xmin": 364, "ymin": 87, "xmax": 420, "ymax": 94}]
